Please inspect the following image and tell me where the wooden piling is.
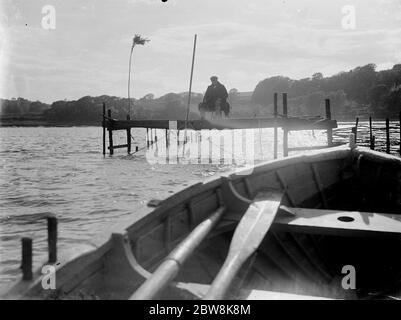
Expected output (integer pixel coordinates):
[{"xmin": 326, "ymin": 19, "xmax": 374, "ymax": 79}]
[
  {"xmin": 354, "ymin": 117, "xmax": 359, "ymax": 143},
  {"xmin": 282, "ymin": 93, "xmax": 288, "ymax": 157},
  {"xmin": 47, "ymin": 216, "xmax": 57, "ymax": 263},
  {"xmin": 351, "ymin": 126, "xmax": 356, "ymax": 143},
  {"xmin": 102, "ymin": 103, "xmax": 106, "ymax": 155},
  {"xmin": 21, "ymin": 237, "xmax": 32, "ymax": 280},
  {"xmin": 176, "ymin": 130, "xmax": 179, "ymax": 163},
  {"xmin": 386, "ymin": 118, "xmax": 390, "ymax": 154},
  {"xmin": 399, "ymin": 111, "xmax": 401, "ymax": 155},
  {"xmin": 197, "ymin": 132, "xmax": 201, "ymax": 163},
  {"xmin": 371, "ymin": 135, "xmax": 375, "ymax": 150},
  {"xmin": 231, "ymin": 130, "xmax": 235, "ymax": 164},
  {"xmin": 220, "ymin": 133, "xmax": 224, "ymax": 164},
  {"xmin": 126, "ymin": 114, "xmax": 131, "ymax": 154},
  {"xmin": 325, "ymin": 99, "xmax": 333, "ymax": 147},
  {"xmin": 107, "ymin": 109, "xmax": 114, "ymax": 155},
  {"xmin": 369, "ymin": 116, "xmax": 373, "ymax": 149},
  {"xmin": 273, "ymin": 93, "xmax": 278, "ymax": 159},
  {"xmin": 136, "ymin": 146, "xmax": 139, "ymax": 152},
  {"xmin": 209, "ymin": 132, "xmax": 213, "ymax": 164}
]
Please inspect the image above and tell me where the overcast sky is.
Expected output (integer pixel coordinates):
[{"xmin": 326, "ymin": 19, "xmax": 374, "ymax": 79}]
[{"xmin": 0, "ymin": 0, "xmax": 400, "ymax": 103}]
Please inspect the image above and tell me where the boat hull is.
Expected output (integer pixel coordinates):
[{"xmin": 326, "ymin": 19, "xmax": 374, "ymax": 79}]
[{"xmin": 2, "ymin": 146, "xmax": 401, "ymax": 300}]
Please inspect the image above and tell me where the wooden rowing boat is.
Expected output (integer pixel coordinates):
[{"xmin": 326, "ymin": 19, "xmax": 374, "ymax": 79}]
[{"xmin": 2, "ymin": 140, "xmax": 401, "ymax": 300}]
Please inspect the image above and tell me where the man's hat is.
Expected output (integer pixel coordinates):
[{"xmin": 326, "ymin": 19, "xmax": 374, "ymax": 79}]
[{"xmin": 210, "ymin": 76, "xmax": 218, "ymax": 81}]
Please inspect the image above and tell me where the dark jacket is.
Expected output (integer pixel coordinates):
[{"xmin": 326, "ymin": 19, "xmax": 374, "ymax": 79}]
[{"xmin": 204, "ymin": 82, "xmax": 228, "ymax": 104}]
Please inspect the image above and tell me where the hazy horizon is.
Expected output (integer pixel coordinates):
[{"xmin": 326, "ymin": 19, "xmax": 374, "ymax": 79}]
[{"xmin": 1, "ymin": 0, "xmax": 400, "ymax": 104}]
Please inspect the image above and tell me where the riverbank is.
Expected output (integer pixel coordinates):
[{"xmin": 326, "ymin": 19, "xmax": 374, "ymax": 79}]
[
  {"xmin": 0, "ymin": 115, "xmax": 99, "ymax": 127},
  {"xmin": 1, "ymin": 115, "xmax": 400, "ymax": 127}
]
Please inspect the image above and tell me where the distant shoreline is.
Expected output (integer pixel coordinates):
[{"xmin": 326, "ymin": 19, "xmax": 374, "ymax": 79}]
[{"xmin": 1, "ymin": 118, "xmax": 399, "ymax": 128}]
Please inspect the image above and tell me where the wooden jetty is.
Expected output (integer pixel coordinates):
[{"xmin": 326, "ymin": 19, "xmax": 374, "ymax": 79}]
[{"xmin": 102, "ymin": 93, "xmax": 338, "ymax": 157}]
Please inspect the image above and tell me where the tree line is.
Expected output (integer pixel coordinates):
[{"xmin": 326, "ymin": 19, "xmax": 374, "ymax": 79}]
[
  {"xmin": 251, "ymin": 63, "xmax": 401, "ymax": 119},
  {"xmin": 1, "ymin": 63, "xmax": 400, "ymax": 124}
]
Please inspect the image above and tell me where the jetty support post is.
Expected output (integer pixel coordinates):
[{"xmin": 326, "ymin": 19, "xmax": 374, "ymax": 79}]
[
  {"xmin": 231, "ymin": 130, "xmax": 234, "ymax": 164},
  {"xmin": 325, "ymin": 99, "xmax": 333, "ymax": 147},
  {"xmin": 164, "ymin": 129, "xmax": 168, "ymax": 164},
  {"xmin": 399, "ymin": 111, "xmax": 401, "ymax": 155},
  {"xmin": 355, "ymin": 117, "xmax": 359, "ymax": 142},
  {"xmin": 369, "ymin": 116, "xmax": 373, "ymax": 149},
  {"xmin": 126, "ymin": 115, "xmax": 131, "ymax": 154},
  {"xmin": 107, "ymin": 109, "xmax": 114, "ymax": 155},
  {"xmin": 21, "ymin": 237, "xmax": 33, "ymax": 280},
  {"xmin": 198, "ymin": 131, "xmax": 202, "ymax": 164},
  {"xmin": 273, "ymin": 92, "xmax": 278, "ymax": 159},
  {"xmin": 209, "ymin": 132, "xmax": 213, "ymax": 164},
  {"xmin": 351, "ymin": 117, "xmax": 358, "ymax": 144},
  {"xmin": 242, "ymin": 129, "xmax": 246, "ymax": 164},
  {"xmin": 220, "ymin": 134, "xmax": 224, "ymax": 165},
  {"xmin": 47, "ymin": 216, "xmax": 57, "ymax": 263},
  {"xmin": 282, "ymin": 93, "xmax": 288, "ymax": 157},
  {"xmin": 102, "ymin": 103, "xmax": 106, "ymax": 156},
  {"xmin": 146, "ymin": 128, "xmax": 150, "ymax": 148},
  {"xmin": 386, "ymin": 118, "xmax": 390, "ymax": 154}
]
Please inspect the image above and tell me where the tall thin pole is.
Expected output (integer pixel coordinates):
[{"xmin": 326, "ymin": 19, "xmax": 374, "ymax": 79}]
[
  {"xmin": 273, "ymin": 93, "xmax": 278, "ymax": 159},
  {"xmin": 102, "ymin": 102, "xmax": 106, "ymax": 155},
  {"xmin": 185, "ymin": 34, "xmax": 197, "ymax": 130},
  {"xmin": 182, "ymin": 34, "xmax": 197, "ymax": 156},
  {"xmin": 128, "ymin": 44, "xmax": 135, "ymax": 117},
  {"xmin": 282, "ymin": 93, "xmax": 288, "ymax": 157}
]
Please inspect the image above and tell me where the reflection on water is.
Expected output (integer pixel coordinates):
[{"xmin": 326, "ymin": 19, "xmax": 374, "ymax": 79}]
[{"xmin": 0, "ymin": 123, "xmax": 399, "ymax": 286}]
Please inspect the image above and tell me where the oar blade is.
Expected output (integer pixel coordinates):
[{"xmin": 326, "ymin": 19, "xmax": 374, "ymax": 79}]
[
  {"xmin": 229, "ymin": 190, "xmax": 284, "ymax": 259},
  {"xmin": 204, "ymin": 190, "xmax": 283, "ymax": 300}
]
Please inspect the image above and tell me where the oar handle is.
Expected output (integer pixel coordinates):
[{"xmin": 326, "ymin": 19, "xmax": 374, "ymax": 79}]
[
  {"xmin": 131, "ymin": 206, "xmax": 225, "ymax": 300},
  {"xmin": 203, "ymin": 253, "xmax": 243, "ymax": 300}
]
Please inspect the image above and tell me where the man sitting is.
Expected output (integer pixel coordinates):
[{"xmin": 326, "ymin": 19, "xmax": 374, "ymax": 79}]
[{"xmin": 199, "ymin": 76, "xmax": 230, "ymax": 119}]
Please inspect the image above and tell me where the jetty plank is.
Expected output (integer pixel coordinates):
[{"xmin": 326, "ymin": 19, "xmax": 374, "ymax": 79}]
[{"xmin": 106, "ymin": 118, "xmax": 337, "ymax": 131}]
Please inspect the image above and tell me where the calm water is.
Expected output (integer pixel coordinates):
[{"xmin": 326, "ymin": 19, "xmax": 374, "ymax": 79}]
[{"xmin": 0, "ymin": 122, "xmax": 399, "ymax": 287}]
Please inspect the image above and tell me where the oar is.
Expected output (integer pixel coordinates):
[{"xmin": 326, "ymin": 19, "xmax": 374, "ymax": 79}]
[
  {"xmin": 130, "ymin": 205, "xmax": 225, "ymax": 300},
  {"xmin": 203, "ymin": 190, "xmax": 283, "ymax": 300}
]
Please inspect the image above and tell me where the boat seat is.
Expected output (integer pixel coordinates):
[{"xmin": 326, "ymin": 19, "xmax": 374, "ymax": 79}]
[
  {"xmin": 245, "ymin": 289, "xmax": 334, "ymax": 300},
  {"xmin": 274, "ymin": 206, "xmax": 401, "ymax": 238},
  {"xmin": 174, "ymin": 282, "xmax": 334, "ymax": 300}
]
